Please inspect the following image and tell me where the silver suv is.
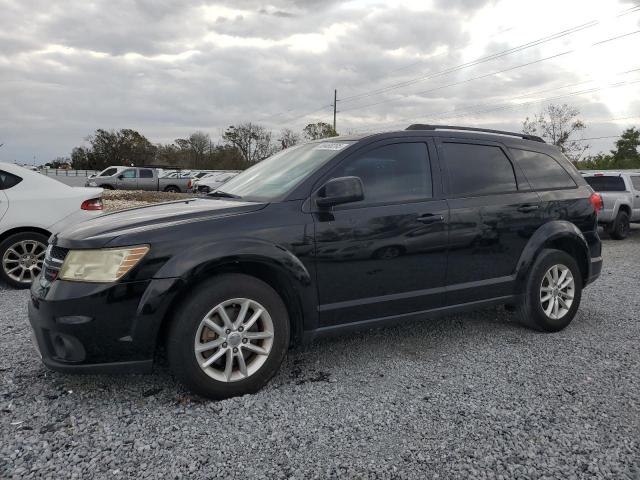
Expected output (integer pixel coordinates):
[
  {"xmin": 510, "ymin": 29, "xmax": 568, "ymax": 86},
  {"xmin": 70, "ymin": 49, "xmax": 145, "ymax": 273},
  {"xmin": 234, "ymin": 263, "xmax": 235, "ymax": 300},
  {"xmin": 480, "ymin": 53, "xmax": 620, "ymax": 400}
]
[{"xmin": 582, "ymin": 171, "xmax": 640, "ymax": 239}]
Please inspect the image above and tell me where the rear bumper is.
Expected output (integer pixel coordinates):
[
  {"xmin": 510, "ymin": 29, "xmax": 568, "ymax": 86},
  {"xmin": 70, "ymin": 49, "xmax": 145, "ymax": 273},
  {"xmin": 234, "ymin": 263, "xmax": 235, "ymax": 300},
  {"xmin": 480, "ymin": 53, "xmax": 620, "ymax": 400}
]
[{"xmin": 28, "ymin": 276, "xmax": 183, "ymax": 374}]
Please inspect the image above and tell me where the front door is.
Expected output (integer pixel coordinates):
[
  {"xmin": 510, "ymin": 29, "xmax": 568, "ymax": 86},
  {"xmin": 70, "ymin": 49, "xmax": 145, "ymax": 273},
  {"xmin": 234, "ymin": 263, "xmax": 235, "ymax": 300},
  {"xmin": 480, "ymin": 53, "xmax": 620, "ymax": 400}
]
[
  {"xmin": 436, "ymin": 139, "xmax": 542, "ymax": 304},
  {"xmin": 116, "ymin": 168, "xmax": 138, "ymax": 190},
  {"xmin": 313, "ymin": 140, "xmax": 449, "ymax": 328}
]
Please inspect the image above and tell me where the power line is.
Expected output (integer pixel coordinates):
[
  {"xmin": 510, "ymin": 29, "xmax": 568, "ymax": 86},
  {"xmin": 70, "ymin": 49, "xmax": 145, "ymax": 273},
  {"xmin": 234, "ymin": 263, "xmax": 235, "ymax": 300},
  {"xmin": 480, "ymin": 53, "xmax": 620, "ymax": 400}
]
[
  {"xmin": 263, "ymin": 3, "xmax": 640, "ymax": 128},
  {"xmin": 339, "ymin": 30, "xmax": 640, "ymax": 114}
]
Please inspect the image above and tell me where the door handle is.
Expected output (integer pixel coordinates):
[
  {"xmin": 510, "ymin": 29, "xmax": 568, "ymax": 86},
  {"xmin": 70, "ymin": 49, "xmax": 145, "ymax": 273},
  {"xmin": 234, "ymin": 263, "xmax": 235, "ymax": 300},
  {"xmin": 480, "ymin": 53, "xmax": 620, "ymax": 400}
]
[
  {"xmin": 417, "ymin": 214, "xmax": 445, "ymax": 224},
  {"xmin": 517, "ymin": 204, "xmax": 539, "ymax": 213}
]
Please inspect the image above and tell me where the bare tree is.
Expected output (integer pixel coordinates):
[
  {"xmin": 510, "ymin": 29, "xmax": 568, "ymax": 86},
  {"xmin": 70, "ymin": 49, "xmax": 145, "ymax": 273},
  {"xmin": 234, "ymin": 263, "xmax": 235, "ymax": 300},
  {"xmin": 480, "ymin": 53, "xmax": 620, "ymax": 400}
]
[
  {"xmin": 279, "ymin": 128, "xmax": 300, "ymax": 149},
  {"xmin": 222, "ymin": 123, "xmax": 275, "ymax": 164},
  {"xmin": 522, "ymin": 104, "xmax": 588, "ymax": 162}
]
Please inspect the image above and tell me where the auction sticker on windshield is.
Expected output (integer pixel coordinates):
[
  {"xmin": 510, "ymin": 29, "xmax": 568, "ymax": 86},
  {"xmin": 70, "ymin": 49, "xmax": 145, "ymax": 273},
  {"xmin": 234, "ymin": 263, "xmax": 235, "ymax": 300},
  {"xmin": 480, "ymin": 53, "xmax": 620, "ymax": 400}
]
[{"xmin": 313, "ymin": 143, "xmax": 351, "ymax": 151}]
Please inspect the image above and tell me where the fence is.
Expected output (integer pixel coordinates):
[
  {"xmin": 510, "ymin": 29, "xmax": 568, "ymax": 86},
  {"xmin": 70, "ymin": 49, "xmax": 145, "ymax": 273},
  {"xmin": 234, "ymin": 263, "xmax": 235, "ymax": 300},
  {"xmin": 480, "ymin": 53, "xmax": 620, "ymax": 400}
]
[{"xmin": 41, "ymin": 169, "xmax": 100, "ymax": 177}]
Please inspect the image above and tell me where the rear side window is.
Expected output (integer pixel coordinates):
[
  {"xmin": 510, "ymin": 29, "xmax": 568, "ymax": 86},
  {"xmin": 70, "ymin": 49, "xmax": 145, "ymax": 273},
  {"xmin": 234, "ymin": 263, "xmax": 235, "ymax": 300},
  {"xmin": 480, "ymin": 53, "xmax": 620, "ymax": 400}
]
[
  {"xmin": 510, "ymin": 148, "xmax": 576, "ymax": 190},
  {"xmin": 330, "ymin": 142, "xmax": 432, "ymax": 205},
  {"xmin": 631, "ymin": 176, "xmax": 640, "ymax": 190},
  {"xmin": 139, "ymin": 169, "xmax": 153, "ymax": 178},
  {"xmin": 440, "ymin": 143, "xmax": 517, "ymax": 196},
  {"xmin": 0, "ymin": 170, "xmax": 23, "ymax": 190},
  {"xmin": 99, "ymin": 168, "xmax": 118, "ymax": 177},
  {"xmin": 584, "ymin": 176, "xmax": 626, "ymax": 192}
]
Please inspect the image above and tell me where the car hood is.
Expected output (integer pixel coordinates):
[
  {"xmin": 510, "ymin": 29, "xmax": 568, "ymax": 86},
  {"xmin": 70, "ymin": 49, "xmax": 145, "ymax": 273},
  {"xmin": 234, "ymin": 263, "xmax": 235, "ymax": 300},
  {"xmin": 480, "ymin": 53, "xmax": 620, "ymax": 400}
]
[{"xmin": 53, "ymin": 198, "xmax": 266, "ymax": 249}]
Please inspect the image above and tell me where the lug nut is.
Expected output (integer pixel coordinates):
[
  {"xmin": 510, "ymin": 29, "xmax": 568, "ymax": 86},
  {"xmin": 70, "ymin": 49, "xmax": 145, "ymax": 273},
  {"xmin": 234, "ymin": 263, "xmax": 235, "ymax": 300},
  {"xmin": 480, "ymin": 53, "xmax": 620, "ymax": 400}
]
[
  {"xmin": 222, "ymin": 342, "xmax": 228, "ymax": 348},
  {"xmin": 225, "ymin": 329, "xmax": 231, "ymax": 334},
  {"xmin": 242, "ymin": 338, "xmax": 248, "ymax": 344},
  {"xmin": 238, "ymin": 326, "xmax": 244, "ymax": 332},
  {"xmin": 233, "ymin": 347, "xmax": 238, "ymax": 353}
]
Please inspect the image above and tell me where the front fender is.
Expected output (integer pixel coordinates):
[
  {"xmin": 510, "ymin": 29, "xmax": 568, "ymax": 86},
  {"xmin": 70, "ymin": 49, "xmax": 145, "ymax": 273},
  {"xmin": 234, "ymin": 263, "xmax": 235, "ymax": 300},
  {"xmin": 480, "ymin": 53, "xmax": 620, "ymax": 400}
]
[{"xmin": 515, "ymin": 220, "xmax": 590, "ymax": 292}]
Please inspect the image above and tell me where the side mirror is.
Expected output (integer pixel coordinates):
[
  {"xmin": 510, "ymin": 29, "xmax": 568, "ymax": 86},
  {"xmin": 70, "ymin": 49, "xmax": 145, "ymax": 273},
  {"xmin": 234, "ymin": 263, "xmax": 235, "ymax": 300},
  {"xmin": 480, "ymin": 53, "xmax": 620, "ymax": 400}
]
[
  {"xmin": 117, "ymin": 174, "xmax": 124, "ymax": 180},
  {"xmin": 316, "ymin": 176, "xmax": 364, "ymax": 208}
]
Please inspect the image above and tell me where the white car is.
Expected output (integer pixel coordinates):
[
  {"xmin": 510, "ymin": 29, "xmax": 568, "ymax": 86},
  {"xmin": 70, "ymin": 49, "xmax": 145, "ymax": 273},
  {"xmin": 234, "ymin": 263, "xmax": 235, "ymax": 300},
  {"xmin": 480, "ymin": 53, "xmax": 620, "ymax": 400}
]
[
  {"xmin": 0, "ymin": 162, "xmax": 104, "ymax": 288},
  {"xmin": 195, "ymin": 171, "xmax": 240, "ymax": 193}
]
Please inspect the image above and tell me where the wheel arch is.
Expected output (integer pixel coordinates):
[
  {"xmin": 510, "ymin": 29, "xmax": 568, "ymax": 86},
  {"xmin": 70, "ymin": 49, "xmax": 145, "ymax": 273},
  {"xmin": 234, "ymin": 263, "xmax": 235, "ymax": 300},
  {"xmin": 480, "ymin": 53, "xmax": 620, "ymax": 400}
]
[
  {"xmin": 154, "ymin": 243, "xmax": 316, "ymax": 352},
  {"xmin": 617, "ymin": 203, "xmax": 631, "ymax": 216},
  {"xmin": 515, "ymin": 221, "xmax": 590, "ymax": 292},
  {"xmin": 0, "ymin": 226, "xmax": 52, "ymax": 245}
]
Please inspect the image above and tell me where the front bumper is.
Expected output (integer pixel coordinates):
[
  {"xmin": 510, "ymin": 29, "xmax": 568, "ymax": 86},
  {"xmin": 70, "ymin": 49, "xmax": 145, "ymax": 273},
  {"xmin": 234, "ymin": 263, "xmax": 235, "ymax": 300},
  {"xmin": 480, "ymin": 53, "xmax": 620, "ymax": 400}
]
[{"xmin": 28, "ymin": 276, "xmax": 182, "ymax": 374}]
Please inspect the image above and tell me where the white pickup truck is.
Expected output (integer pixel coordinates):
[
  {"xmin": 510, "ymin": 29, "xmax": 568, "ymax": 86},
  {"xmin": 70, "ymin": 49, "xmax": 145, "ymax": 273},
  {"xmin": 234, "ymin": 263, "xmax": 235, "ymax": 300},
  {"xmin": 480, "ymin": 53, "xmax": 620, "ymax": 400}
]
[{"xmin": 582, "ymin": 171, "xmax": 640, "ymax": 239}]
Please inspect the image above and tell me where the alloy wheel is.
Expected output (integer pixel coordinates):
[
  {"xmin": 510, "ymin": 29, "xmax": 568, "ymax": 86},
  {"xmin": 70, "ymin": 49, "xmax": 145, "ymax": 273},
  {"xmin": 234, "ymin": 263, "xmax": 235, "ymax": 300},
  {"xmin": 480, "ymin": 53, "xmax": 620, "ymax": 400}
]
[
  {"xmin": 539, "ymin": 264, "xmax": 575, "ymax": 320},
  {"xmin": 2, "ymin": 240, "xmax": 46, "ymax": 284},
  {"xmin": 194, "ymin": 298, "xmax": 274, "ymax": 382}
]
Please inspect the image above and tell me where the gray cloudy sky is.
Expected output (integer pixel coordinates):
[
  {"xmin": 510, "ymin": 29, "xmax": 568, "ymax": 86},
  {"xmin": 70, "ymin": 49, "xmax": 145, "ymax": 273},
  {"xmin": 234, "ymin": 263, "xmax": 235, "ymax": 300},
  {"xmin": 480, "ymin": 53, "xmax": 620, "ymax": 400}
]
[{"xmin": 1, "ymin": 0, "xmax": 639, "ymax": 164}]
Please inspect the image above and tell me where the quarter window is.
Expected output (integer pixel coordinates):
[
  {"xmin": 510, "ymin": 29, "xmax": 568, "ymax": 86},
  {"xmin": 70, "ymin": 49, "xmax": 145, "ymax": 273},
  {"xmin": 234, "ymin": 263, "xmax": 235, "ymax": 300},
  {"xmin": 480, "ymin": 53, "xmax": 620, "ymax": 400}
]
[
  {"xmin": 329, "ymin": 142, "xmax": 432, "ymax": 205},
  {"xmin": 0, "ymin": 170, "xmax": 23, "ymax": 190},
  {"xmin": 441, "ymin": 143, "xmax": 517, "ymax": 196},
  {"xmin": 510, "ymin": 148, "xmax": 576, "ymax": 190}
]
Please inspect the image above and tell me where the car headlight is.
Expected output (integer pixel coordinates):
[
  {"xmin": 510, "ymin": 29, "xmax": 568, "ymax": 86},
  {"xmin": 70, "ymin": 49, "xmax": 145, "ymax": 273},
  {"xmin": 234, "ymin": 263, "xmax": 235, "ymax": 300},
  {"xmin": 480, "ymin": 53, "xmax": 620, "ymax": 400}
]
[
  {"xmin": 88, "ymin": 181, "xmax": 97, "ymax": 186},
  {"xmin": 59, "ymin": 245, "xmax": 149, "ymax": 282}
]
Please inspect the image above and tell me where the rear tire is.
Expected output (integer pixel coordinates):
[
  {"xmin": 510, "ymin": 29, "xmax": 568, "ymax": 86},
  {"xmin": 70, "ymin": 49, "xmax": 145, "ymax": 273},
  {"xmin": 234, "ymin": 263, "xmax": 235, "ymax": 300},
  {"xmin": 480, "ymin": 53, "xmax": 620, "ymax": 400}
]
[
  {"xmin": 0, "ymin": 232, "xmax": 49, "ymax": 288},
  {"xmin": 608, "ymin": 210, "xmax": 630, "ymax": 240},
  {"xmin": 164, "ymin": 185, "xmax": 180, "ymax": 193},
  {"xmin": 167, "ymin": 274, "xmax": 290, "ymax": 399},
  {"xmin": 516, "ymin": 249, "xmax": 582, "ymax": 332}
]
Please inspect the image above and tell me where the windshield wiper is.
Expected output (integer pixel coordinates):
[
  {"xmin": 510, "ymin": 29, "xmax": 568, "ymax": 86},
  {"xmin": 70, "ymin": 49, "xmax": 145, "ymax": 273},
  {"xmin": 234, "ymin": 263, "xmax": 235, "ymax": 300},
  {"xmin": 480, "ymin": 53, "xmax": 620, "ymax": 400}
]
[{"xmin": 207, "ymin": 190, "xmax": 242, "ymax": 199}]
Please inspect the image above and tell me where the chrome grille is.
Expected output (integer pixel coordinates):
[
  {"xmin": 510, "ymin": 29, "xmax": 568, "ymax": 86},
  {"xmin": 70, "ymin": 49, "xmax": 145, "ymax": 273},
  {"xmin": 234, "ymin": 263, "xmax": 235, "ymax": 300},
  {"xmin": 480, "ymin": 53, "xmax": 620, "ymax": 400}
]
[{"xmin": 43, "ymin": 245, "xmax": 69, "ymax": 281}]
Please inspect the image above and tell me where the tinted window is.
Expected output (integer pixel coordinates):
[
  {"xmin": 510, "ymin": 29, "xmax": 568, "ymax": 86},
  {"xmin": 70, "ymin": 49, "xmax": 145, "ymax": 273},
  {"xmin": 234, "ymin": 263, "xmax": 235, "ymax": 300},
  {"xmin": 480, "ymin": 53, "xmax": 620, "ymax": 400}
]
[
  {"xmin": 584, "ymin": 176, "xmax": 626, "ymax": 192},
  {"xmin": 99, "ymin": 167, "xmax": 118, "ymax": 177},
  {"xmin": 441, "ymin": 143, "xmax": 516, "ymax": 196},
  {"xmin": 510, "ymin": 148, "xmax": 576, "ymax": 190},
  {"xmin": 121, "ymin": 169, "xmax": 136, "ymax": 179},
  {"xmin": 329, "ymin": 142, "xmax": 431, "ymax": 205},
  {"xmin": 631, "ymin": 176, "xmax": 640, "ymax": 190},
  {"xmin": 139, "ymin": 169, "xmax": 153, "ymax": 179},
  {"xmin": 0, "ymin": 170, "xmax": 23, "ymax": 190}
]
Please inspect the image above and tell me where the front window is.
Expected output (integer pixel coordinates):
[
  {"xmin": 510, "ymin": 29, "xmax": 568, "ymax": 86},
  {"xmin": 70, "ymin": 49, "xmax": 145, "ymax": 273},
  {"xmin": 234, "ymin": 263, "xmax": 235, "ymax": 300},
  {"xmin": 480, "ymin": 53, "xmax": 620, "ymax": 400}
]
[{"xmin": 214, "ymin": 141, "xmax": 354, "ymax": 201}]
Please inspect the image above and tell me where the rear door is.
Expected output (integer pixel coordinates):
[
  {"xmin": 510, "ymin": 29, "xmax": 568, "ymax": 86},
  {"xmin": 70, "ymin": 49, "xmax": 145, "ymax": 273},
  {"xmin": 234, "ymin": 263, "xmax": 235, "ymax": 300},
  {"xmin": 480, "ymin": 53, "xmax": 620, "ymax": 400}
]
[
  {"xmin": 630, "ymin": 175, "xmax": 640, "ymax": 221},
  {"xmin": 137, "ymin": 168, "xmax": 156, "ymax": 190},
  {"xmin": 437, "ymin": 139, "xmax": 542, "ymax": 304},
  {"xmin": 313, "ymin": 139, "xmax": 449, "ymax": 327},
  {"xmin": 116, "ymin": 168, "xmax": 138, "ymax": 190}
]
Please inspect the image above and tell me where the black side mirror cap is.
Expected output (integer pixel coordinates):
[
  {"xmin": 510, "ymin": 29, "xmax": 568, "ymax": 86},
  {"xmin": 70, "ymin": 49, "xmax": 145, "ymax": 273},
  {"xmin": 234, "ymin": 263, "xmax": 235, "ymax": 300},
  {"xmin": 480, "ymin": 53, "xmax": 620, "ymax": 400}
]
[
  {"xmin": 316, "ymin": 176, "xmax": 364, "ymax": 208},
  {"xmin": 117, "ymin": 174, "xmax": 124, "ymax": 179}
]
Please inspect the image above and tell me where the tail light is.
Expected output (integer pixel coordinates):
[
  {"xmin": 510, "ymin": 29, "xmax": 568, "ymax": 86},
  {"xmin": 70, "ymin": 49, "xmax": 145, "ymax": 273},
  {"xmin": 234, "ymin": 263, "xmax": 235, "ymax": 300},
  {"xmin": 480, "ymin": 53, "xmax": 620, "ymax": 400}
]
[
  {"xmin": 81, "ymin": 198, "xmax": 103, "ymax": 211},
  {"xmin": 589, "ymin": 192, "xmax": 603, "ymax": 213},
  {"xmin": 187, "ymin": 179, "xmax": 192, "ymax": 189}
]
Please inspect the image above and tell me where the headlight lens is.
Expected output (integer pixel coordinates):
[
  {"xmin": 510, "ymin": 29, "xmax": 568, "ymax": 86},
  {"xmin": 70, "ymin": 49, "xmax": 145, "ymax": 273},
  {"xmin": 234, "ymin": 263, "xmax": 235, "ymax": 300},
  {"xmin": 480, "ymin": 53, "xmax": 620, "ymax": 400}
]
[{"xmin": 59, "ymin": 245, "xmax": 149, "ymax": 282}]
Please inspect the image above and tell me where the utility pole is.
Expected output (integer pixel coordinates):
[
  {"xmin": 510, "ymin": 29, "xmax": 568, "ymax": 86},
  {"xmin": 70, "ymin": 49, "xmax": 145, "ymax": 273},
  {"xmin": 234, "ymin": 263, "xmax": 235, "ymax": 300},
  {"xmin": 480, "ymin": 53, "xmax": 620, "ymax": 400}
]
[{"xmin": 333, "ymin": 89, "xmax": 337, "ymax": 132}]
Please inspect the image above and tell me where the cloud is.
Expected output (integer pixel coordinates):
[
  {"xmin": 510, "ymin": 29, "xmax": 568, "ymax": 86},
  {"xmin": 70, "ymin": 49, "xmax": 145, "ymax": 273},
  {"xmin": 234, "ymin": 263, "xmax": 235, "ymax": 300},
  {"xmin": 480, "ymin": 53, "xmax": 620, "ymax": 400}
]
[{"xmin": 0, "ymin": 0, "xmax": 638, "ymax": 163}]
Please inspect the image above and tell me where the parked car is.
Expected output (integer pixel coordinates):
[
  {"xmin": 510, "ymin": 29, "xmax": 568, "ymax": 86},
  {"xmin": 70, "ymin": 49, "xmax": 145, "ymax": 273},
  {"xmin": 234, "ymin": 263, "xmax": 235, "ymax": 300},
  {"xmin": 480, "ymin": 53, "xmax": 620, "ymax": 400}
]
[
  {"xmin": 29, "ymin": 125, "xmax": 603, "ymax": 399},
  {"xmin": 194, "ymin": 171, "xmax": 240, "ymax": 194},
  {"xmin": 0, "ymin": 162, "xmax": 103, "ymax": 288},
  {"xmin": 86, "ymin": 166, "xmax": 190, "ymax": 192},
  {"xmin": 581, "ymin": 171, "xmax": 640, "ymax": 239}
]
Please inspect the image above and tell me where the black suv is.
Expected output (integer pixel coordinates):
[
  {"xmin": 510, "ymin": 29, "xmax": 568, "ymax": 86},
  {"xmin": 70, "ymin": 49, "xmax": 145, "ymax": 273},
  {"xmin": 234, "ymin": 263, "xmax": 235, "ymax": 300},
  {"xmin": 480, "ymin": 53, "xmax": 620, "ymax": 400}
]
[{"xmin": 28, "ymin": 125, "xmax": 603, "ymax": 399}]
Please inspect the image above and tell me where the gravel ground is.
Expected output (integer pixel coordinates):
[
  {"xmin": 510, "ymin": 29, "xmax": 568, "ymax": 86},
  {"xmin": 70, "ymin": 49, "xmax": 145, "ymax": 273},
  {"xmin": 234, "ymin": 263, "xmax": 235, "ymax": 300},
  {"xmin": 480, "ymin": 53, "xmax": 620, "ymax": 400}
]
[
  {"xmin": 1, "ymin": 229, "xmax": 639, "ymax": 479},
  {"xmin": 102, "ymin": 190, "xmax": 194, "ymax": 212}
]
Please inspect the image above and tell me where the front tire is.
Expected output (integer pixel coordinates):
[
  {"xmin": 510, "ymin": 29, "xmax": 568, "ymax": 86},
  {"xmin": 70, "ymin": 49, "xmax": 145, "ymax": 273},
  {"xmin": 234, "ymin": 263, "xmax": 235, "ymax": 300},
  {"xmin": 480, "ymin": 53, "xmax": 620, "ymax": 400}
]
[
  {"xmin": 608, "ymin": 210, "xmax": 630, "ymax": 240},
  {"xmin": 167, "ymin": 274, "xmax": 290, "ymax": 399},
  {"xmin": 0, "ymin": 232, "xmax": 48, "ymax": 288},
  {"xmin": 516, "ymin": 249, "xmax": 583, "ymax": 332}
]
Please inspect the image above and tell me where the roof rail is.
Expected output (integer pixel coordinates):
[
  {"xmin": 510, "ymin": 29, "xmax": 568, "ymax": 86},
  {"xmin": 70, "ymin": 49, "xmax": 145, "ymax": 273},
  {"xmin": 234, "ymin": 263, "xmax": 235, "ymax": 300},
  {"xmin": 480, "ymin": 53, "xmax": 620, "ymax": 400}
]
[{"xmin": 405, "ymin": 124, "xmax": 545, "ymax": 143}]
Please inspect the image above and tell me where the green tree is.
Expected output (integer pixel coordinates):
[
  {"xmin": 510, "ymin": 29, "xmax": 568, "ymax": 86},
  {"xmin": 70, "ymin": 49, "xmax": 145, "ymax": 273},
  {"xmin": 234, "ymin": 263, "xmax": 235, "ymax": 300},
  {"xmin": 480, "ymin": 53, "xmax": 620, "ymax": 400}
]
[
  {"xmin": 303, "ymin": 122, "xmax": 337, "ymax": 141},
  {"xmin": 222, "ymin": 123, "xmax": 275, "ymax": 164},
  {"xmin": 611, "ymin": 127, "xmax": 640, "ymax": 164}
]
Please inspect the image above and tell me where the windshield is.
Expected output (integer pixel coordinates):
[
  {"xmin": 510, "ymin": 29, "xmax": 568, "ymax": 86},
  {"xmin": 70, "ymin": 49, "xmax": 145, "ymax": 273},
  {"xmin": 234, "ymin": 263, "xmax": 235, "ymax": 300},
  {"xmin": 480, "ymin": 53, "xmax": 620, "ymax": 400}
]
[{"xmin": 213, "ymin": 141, "xmax": 354, "ymax": 201}]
